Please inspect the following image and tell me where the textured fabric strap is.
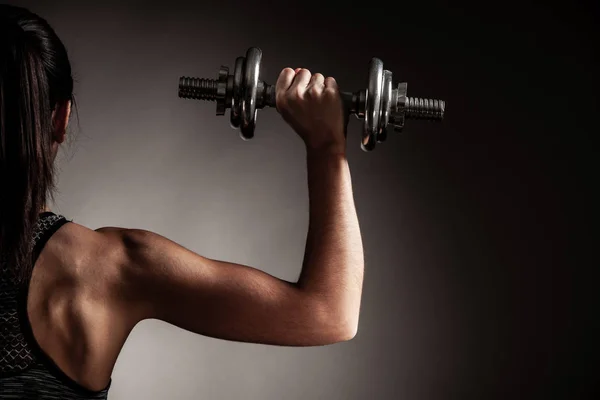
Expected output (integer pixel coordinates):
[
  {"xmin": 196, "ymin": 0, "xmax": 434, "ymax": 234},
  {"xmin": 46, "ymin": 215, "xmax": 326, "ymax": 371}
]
[{"xmin": 0, "ymin": 212, "xmax": 66, "ymax": 375}]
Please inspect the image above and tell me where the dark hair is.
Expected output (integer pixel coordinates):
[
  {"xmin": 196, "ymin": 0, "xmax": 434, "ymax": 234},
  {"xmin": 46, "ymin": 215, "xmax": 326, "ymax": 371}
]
[{"xmin": 0, "ymin": 4, "xmax": 74, "ymax": 283}]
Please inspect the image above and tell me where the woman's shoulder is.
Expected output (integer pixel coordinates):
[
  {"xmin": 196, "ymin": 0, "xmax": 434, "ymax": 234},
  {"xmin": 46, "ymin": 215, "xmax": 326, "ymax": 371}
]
[{"xmin": 41, "ymin": 220, "xmax": 129, "ymax": 293}]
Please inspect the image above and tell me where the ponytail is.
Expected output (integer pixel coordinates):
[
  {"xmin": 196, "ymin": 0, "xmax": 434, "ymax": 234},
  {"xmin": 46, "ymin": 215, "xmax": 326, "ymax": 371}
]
[{"xmin": 0, "ymin": 5, "xmax": 73, "ymax": 283}]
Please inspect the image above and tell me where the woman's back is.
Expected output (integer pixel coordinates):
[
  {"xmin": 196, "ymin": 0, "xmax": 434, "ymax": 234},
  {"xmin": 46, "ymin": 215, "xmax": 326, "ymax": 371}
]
[{"xmin": 1, "ymin": 212, "xmax": 116, "ymax": 397}]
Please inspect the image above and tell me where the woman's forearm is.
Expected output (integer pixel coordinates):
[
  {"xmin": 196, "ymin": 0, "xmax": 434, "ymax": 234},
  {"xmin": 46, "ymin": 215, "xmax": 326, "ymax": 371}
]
[{"xmin": 296, "ymin": 150, "xmax": 364, "ymax": 337}]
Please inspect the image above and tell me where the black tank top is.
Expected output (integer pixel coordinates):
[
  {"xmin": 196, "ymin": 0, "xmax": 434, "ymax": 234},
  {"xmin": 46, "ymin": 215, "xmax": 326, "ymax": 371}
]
[{"xmin": 0, "ymin": 212, "xmax": 111, "ymax": 399}]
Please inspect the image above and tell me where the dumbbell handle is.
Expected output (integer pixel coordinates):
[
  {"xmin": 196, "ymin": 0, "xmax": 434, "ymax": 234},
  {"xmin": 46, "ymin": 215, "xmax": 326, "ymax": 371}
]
[
  {"xmin": 260, "ymin": 84, "xmax": 358, "ymax": 114},
  {"xmin": 180, "ymin": 77, "xmax": 445, "ymax": 121},
  {"xmin": 257, "ymin": 82, "xmax": 356, "ymax": 112}
]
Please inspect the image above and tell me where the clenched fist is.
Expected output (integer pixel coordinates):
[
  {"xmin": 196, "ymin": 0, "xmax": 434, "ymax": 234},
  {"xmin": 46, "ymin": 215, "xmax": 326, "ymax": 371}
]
[{"xmin": 275, "ymin": 68, "xmax": 347, "ymax": 155}]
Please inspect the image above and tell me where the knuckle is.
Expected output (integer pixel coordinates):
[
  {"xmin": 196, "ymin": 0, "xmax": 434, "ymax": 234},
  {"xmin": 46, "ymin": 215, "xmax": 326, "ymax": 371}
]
[
  {"xmin": 278, "ymin": 69, "xmax": 293, "ymax": 83},
  {"xmin": 292, "ymin": 86, "xmax": 305, "ymax": 98},
  {"xmin": 307, "ymin": 85, "xmax": 321, "ymax": 96},
  {"xmin": 277, "ymin": 89, "xmax": 291, "ymax": 104},
  {"xmin": 324, "ymin": 86, "xmax": 337, "ymax": 96}
]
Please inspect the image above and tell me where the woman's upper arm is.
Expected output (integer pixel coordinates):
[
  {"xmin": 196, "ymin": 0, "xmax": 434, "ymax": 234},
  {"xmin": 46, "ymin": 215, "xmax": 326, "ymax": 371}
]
[{"xmin": 100, "ymin": 227, "xmax": 351, "ymax": 346}]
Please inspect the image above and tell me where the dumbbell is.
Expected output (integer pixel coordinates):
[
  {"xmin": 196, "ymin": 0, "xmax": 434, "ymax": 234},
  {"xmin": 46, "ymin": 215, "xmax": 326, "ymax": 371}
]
[{"xmin": 178, "ymin": 47, "xmax": 445, "ymax": 152}]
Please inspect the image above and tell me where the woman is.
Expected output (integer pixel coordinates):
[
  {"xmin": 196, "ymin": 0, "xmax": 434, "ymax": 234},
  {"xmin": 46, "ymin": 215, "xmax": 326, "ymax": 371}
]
[{"xmin": 0, "ymin": 4, "xmax": 364, "ymax": 399}]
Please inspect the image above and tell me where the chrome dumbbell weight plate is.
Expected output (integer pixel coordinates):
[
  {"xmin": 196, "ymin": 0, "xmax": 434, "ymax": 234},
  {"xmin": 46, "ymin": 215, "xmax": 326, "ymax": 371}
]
[
  {"xmin": 378, "ymin": 70, "xmax": 393, "ymax": 144},
  {"xmin": 230, "ymin": 56, "xmax": 244, "ymax": 131},
  {"xmin": 240, "ymin": 47, "xmax": 261, "ymax": 140},
  {"xmin": 362, "ymin": 60, "xmax": 395, "ymax": 151},
  {"xmin": 362, "ymin": 58, "xmax": 383, "ymax": 152}
]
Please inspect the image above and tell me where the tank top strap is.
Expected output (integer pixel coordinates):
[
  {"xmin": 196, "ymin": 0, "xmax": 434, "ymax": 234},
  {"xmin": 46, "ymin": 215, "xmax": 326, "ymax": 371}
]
[
  {"xmin": 31, "ymin": 212, "xmax": 70, "ymax": 266},
  {"xmin": 0, "ymin": 212, "xmax": 70, "ymax": 376}
]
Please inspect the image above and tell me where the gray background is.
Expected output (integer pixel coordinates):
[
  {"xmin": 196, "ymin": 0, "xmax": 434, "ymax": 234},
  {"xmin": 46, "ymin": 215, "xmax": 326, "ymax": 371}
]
[{"xmin": 5, "ymin": 0, "xmax": 597, "ymax": 399}]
